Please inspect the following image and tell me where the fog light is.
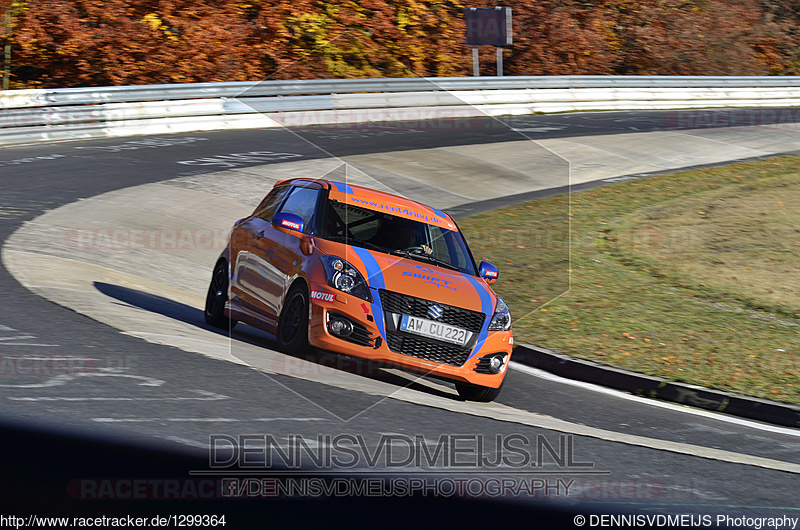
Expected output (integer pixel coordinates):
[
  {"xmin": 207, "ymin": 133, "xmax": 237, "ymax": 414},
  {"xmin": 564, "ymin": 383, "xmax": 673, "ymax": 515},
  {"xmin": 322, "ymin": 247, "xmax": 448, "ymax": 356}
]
[
  {"xmin": 329, "ymin": 318, "xmax": 353, "ymax": 337},
  {"xmin": 489, "ymin": 355, "xmax": 505, "ymax": 374}
]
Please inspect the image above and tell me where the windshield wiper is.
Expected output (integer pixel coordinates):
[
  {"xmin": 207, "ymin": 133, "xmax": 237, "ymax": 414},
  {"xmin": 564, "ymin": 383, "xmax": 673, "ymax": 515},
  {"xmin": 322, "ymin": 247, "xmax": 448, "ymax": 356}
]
[
  {"xmin": 324, "ymin": 235, "xmax": 462, "ymax": 272},
  {"xmin": 390, "ymin": 250, "xmax": 461, "ymax": 271}
]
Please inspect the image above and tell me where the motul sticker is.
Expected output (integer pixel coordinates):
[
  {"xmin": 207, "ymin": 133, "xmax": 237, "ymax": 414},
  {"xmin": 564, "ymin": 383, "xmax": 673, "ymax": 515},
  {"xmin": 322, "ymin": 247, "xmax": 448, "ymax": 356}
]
[
  {"xmin": 281, "ymin": 219, "xmax": 302, "ymax": 230},
  {"xmin": 310, "ymin": 291, "xmax": 335, "ymax": 302}
]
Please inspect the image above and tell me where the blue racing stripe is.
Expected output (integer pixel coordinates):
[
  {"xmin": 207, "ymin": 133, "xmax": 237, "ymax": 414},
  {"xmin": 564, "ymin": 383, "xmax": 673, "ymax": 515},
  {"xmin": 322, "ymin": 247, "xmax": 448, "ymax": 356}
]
[
  {"xmin": 351, "ymin": 247, "xmax": 387, "ymax": 340},
  {"xmin": 330, "ymin": 181, "xmax": 355, "ymax": 195},
  {"xmin": 431, "ymin": 206, "xmax": 447, "ymax": 219},
  {"xmin": 461, "ymin": 273, "xmax": 493, "ymax": 359}
]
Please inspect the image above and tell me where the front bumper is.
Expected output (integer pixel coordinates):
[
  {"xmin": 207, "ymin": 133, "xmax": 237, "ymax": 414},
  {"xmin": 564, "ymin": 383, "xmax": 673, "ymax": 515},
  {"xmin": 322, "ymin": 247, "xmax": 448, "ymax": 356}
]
[{"xmin": 307, "ymin": 283, "xmax": 512, "ymax": 388}]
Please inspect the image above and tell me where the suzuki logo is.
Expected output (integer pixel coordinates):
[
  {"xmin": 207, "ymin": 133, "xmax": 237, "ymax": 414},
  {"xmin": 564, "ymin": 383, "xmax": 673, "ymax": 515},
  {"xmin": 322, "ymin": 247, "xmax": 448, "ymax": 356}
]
[{"xmin": 427, "ymin": 304, "xmax": 444, "ymax": 320}]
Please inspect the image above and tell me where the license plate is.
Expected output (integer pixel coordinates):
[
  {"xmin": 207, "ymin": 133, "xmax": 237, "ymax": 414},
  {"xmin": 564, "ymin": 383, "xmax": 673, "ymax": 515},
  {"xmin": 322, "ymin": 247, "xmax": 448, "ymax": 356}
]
[{"xmin": 399, "ymin": 315, "xmax": 470, "ymax": 346}]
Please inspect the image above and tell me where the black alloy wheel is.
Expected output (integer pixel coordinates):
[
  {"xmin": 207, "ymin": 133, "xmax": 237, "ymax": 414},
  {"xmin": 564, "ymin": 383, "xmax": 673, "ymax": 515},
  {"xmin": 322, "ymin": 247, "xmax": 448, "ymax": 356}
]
[
  {"xmin": 277, "ymin": 285, "xmax": 310, "ymax": 354},
  {"xmin": 205, "ymin": 260, "xmax": 237, "ymax": 330}
]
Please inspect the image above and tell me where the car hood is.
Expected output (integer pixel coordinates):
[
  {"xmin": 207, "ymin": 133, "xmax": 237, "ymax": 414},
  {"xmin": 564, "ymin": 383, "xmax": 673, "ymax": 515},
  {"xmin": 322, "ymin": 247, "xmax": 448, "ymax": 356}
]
[{"xmin": 316, "ymin": 240, "xmax": 495, "ymax": 315}]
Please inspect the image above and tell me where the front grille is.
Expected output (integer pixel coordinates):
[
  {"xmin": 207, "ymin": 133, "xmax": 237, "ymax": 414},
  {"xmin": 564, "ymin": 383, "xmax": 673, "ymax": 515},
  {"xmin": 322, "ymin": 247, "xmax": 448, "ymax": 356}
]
[
  {"xmin": 378, "ymin": 289, "xmax": 487, "ymax": 367},
  {"xmin": 386, "ymin": 334, "xmax": 472, "ymax": 367},
  {"xmin": 378, "ymin": 290, "xmax": 485, "ymax": 332}
]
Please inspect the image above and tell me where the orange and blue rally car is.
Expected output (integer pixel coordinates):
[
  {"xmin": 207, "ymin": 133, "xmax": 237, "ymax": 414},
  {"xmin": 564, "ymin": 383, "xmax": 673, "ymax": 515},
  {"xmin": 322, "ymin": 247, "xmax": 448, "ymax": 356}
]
[{"xmin": 205, "ymin": 178, "xmax": 513, "ymax": 401}]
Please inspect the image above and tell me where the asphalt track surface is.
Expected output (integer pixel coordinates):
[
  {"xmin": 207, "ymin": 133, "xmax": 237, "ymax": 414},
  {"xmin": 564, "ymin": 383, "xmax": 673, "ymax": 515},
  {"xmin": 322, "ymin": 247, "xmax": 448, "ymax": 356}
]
[{"xmin": 1, "ymin": 110, "xmax": 799, "ymax": 526}]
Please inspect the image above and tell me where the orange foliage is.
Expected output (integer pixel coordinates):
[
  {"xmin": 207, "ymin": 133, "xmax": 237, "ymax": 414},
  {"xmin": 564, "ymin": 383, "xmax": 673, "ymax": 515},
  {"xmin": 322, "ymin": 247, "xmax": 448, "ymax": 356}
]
[{"xmin": 4, "ymin": 0, "xmax": 800, "ymax": 88}]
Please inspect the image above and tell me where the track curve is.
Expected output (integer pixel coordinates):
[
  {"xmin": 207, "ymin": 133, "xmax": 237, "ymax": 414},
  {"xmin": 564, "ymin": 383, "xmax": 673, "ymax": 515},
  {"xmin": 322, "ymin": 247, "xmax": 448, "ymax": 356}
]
[{"xmin": 2, "ymin": 111, "xmax": 800, "ymax": 520}]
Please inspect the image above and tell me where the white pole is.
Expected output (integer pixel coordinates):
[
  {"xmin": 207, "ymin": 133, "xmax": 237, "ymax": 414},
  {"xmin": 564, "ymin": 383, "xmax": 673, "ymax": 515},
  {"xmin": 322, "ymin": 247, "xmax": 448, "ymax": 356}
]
[
  {"xmin": 472, "ymin": 48, "xmax": 479, "ymax": 77},
  {"xmin": 497, "ymin": 47, "xmax": 503, "ymax": 77}
]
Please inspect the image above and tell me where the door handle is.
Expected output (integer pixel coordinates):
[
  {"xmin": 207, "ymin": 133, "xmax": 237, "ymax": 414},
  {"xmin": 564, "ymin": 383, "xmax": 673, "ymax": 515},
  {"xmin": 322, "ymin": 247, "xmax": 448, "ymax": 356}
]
[{"xmin": 256, "ymin": 230, "xmax": 266, "ymax": 239}]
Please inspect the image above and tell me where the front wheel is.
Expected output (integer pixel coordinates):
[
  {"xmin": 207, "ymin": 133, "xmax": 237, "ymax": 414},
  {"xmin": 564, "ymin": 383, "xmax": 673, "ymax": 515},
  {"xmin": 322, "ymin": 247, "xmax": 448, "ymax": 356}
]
[
  {"xmin": 205, "ymin": 260, "xmax": 237, "ymax": 330},
  {"xmin": 276, "ymin": 284, "xmax": 310, "ymax": 354},
  {"xmin": 455, "ymin": 379, "xmax": 504, "ymax": 402}
]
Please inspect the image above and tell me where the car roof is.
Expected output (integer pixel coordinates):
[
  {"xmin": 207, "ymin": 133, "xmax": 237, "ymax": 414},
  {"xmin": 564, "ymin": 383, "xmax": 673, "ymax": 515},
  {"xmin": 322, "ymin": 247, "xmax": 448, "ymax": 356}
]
[{"xmin": 276, "ymin": 178, "xmax": 457, "ymax": 230}]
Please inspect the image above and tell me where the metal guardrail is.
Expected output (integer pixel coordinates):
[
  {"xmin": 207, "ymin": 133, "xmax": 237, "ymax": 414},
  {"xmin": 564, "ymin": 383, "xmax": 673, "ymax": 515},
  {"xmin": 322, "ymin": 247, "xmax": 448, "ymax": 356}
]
[
  {"xmin": 5, "ymin": 76, "xmax": 800, "ymax": 108},
  {"xmin": 1, "ymin": 76, "xmax": 800, "ymax": 146}
]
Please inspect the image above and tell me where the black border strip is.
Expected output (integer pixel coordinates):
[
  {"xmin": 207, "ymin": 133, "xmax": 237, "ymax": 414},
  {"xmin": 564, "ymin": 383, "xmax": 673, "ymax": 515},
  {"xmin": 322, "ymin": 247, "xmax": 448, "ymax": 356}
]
[{"xmin": 513, "ymin": 344, "xmax": 800, "ymax": 428}]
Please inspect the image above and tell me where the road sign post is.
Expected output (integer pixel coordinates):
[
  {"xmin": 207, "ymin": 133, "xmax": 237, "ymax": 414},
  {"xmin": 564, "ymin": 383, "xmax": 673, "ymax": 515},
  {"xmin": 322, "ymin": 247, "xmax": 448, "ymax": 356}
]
[
  {"xmin": 497, "ymin": 47, "xmax": 503, "ymax": 77},
  {"xmin": 464, "ymin": 7, "xmax": 513, "ymax": 77}
]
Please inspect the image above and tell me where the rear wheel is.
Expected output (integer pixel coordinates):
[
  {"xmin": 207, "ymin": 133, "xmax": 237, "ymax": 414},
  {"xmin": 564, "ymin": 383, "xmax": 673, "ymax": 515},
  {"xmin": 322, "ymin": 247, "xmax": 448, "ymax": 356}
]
[
  {"xmin": 276, "ymin": 284, "xmax": 310, "ymax": 354},
  {"xmin": 455, "ymin": 379, "xmax": 504, "ymax": 402},
  {"xmin": 205, "ymin": 260, "xmax": 237, "ymax": 330}
]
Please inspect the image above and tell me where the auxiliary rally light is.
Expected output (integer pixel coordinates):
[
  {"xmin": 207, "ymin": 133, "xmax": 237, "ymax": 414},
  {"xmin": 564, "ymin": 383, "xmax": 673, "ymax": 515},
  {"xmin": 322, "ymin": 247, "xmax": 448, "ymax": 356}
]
[
  {"xmin": 489, "ymin": 355, "xmax": 505, "ymax": 374},
  {"xmin": 329, "ymin": 318, "xmax": 354, "ymax": 338}
]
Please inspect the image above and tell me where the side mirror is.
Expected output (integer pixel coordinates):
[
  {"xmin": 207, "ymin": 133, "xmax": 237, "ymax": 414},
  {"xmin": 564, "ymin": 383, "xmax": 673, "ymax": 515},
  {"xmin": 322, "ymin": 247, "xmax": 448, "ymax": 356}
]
[
  {"xmin": 479, "ymin": 261, "xmax": 499, "ymax": 283},
  {"xmin": 272, "ymin": 212, "xmax": 304, "ymax": 233}
]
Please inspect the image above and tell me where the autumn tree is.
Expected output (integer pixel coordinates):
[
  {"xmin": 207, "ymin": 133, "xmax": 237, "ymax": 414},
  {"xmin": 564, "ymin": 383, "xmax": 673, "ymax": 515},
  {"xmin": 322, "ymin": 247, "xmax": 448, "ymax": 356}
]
[
  {"xmin": 12, "ymin": 0, "xmax": 273, "ymax": 86},
  {"xmin": 1, "ymin": 0, "xmax": 25, "ymax": 89},
  {"xmin": 6, "ymin": 0, "xmax": 800, "ymax": 88},
  {"xmin": 486, "ymin": 0, "xmax": 772, "ymax": 76},
  {"xmin": 495, "ymin": 0, "xmax": 617, "ymax": 76},
  {"xmin": 598, "ymin": 0, "xmax": 768, "ymax": 75},
  {"xmin": 243, "ymin": 0, "xmax": 470, "ymax": 79},
  {"xmin": 754, "ymin": 0, "xmax": 800, "ymax": 74}
]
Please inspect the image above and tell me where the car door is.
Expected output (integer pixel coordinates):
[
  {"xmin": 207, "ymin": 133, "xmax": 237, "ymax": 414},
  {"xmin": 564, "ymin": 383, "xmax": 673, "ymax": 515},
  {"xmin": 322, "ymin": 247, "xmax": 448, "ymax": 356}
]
[
  {"xmin": 232, "ymin": 185, "xmax": 291, "ymax": 315},
  {"xmin": 244, "ymin": 185, "xmax": 322, "ymax": 322}
]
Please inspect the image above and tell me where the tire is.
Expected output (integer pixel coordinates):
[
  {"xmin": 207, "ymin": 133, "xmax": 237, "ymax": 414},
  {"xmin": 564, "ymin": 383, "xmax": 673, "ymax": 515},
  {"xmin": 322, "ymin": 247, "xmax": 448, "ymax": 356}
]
[
  {"xmin": 205, "ymin": 260, "xmax": 237, "ymax": 330},
  {"xmin": 455, "ymin": 379, "xmax": 504, "ymax": 402},
  {"xmin": 276, "ymin": 284, "xmax": 310, "ymax": 354}
]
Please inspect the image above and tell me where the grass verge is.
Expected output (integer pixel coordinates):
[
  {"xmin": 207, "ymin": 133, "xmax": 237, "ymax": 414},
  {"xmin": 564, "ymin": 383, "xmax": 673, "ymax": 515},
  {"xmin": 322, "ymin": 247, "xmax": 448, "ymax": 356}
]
[{"xmin": 459, "ymin": 155, "xmax": 800, "ymax": 404}]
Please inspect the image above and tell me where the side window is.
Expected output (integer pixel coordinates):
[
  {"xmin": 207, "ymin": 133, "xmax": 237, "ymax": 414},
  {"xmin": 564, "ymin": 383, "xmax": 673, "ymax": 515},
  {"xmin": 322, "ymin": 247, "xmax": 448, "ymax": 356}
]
[
  {"xmin": 321, "ymin": 202, "xmax": 380, "ymax": 241},
  {"xmin": 255, "ymin": 186, "xmax": 290, "ymax": 222},
  {"xmin": 430, "ymin": 226, "xmax": 450, "ymax": 258},
  {"xmin": 432, "ymin": 227, "xmax": 469, "ymax": 272},
  {"xmin": 278, "ymin": 187, "xmax": 321, "ymax": 234}
]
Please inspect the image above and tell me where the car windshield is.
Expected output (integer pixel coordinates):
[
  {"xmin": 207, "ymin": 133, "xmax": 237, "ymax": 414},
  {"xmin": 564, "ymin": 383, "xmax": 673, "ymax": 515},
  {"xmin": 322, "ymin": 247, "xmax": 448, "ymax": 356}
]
[{"xmin": 319, "ymin": 199, "xmax": 477, "ymax": 275}]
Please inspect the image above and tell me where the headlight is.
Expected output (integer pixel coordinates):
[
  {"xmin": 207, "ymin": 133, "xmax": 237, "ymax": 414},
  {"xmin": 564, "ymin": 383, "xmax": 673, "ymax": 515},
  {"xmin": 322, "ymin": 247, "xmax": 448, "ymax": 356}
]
[
  {"xmin": 320, "ymin": 255, "xmax": 371, "ymax": 302},
  {"xmin": 487, "ymin": 297, "xmax": 511, "ymax": 331}
]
